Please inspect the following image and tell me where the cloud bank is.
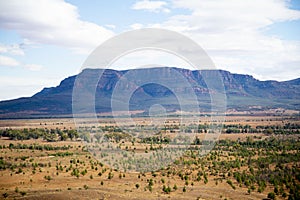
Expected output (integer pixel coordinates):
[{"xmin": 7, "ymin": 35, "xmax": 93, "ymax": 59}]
[
  {"xmin": 132, "ymin": 0, "xmax": 300, "ymax": 80},
  {"xmin": 0, "ymin": 0, "xmax": 114, "ymax": 54}
]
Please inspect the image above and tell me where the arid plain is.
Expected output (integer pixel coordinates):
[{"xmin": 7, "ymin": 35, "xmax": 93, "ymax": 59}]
[{"xmin": 0, "ymin": 114, "xmax": 299, "ymax": 200}]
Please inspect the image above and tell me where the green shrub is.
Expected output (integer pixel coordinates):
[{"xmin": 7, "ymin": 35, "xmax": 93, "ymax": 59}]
[
  {"xmin": 20, "ymin": 191, "xmax": 26, "ymax": 196},
  {"xmin": 267, "ymin": 192, "xmax": 275, "ymax": 200}
]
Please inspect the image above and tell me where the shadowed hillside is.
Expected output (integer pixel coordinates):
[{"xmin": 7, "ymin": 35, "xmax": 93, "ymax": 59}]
[{"xmin": 0, "ymin": 67, "xmax": 299, "ymax": 118}]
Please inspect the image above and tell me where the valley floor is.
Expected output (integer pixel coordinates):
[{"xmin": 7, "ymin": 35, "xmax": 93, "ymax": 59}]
[{"xmin": 0, "ymin": 115, "xmax": 299, "ymax": 200}]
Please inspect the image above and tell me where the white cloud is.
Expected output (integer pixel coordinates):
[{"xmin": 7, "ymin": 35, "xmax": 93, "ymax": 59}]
[
  {"xmin": 105, "ymin": 24, "xmax": 116, "ymax": 29},
  {"xmin": 0, "ymin": 42, "xmax": 44, "ymax": 71},
  {"xmin": 24, "ymin": 64, "xmax": 44, "ymax": 71},
  {"xmin": 132, "ymin": 0, "xmax": 170, "ymax": 13},
  {"xmin": 0, "ymin": 0, "xmax": 114, "ymax": 54},
  {"xmin": 138, "ymin": 0, "xmax": 300, "ymax": 81},
  {"xmin": 0, "ymin": 43, "xmax": 25, "ymax": 56},
  {"xmin": 0, "ymin": 55, "xmax": 20, "ymax": 66},
  {"xmin": 171, "ymin": 0, "xmax": 300, "ymax": 29},
  {"xmin": 0, "ymin": 55, "xmax": 44, "ymax": 71},
  {"xmin": 130, "ymin": 23, "xmax": 144, "ymax": 30}
]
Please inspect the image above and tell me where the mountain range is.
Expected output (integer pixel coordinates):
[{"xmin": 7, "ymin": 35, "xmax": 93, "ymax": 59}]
[{"xmin": 0, "ymin": 67, "xmax": 299, "ymax": 118}]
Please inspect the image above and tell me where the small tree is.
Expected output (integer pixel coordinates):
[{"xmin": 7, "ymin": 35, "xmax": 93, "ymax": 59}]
[
  {"xmin": 2, "ymin": 193, "xmax": 8, "ymax": 198},
  {"xmin": 173, "ymin": 184, "xmax": 177, "ymax": 190},
  {"xmin": 162, "ymin": 185, "xmax": 171, "ymax": 194},
  {"xmin": 108, "ymin": 172, "xmax": 113, "ymax": 179},
  {"xmin": 267, "ymin": 192, "xmax": 275, "ymax": 200},
  {"xmin": 20, "ymin": 191, "xmax": 26, "ymax": 196},
  {"xmin": 94, "ymin": 133, "xmax": 102, "ymax": 143}
]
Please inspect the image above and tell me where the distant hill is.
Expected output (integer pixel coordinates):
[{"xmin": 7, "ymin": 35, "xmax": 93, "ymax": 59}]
[{"xmin": 0, "ymin": 67, "xmax": 299, "ymax": 118}]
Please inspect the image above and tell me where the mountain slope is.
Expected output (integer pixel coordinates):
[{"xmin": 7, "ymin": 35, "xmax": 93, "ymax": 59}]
[{"xmin": 0, "ymin": 67, "xmax": 299, "ymax": 118}]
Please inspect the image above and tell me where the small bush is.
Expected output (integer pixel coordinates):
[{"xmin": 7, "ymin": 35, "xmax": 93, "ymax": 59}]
[
  {"xmin": 173, "ymin": 184, "xmax": 177, "ymax": 190},
  {"xmin": 20, "ymin": 191, "xmax": 26, "ymax": 196},
  {"xmin": 108, "ymin": 172, "xmax": 113, "ymax": 179},
  {"xmin": 2, "ymin": 193, "xmax": 8, "ymax": 198},
  {"xmin": 44, "ymin": 175, "xmax": 52, "ymax": 181},
  {"xmin": 267, "ymin": 192, "xmax": 275, "ymax": 200},
  {"xmin": 162, "ymin": 185, "xmax": 171, "ymax": 194}
]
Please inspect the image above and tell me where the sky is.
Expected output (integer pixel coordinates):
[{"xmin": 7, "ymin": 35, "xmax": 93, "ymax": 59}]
[{"xmin": 0, "ymin": 0, "xmax": 300, "ymax": 101}]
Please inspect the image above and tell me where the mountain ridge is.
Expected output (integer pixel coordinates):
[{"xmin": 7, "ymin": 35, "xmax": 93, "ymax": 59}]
[{"xmin": 0, "ymin": 67, "xmax": 299, "ymax": 118}]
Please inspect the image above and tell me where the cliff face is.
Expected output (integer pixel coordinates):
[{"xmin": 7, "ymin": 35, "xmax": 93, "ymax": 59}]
[{"xmin": 0, "ymin": 67, "xmax": 299, "ymax": 118}]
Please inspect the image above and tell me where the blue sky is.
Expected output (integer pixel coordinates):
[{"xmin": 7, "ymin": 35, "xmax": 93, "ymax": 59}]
[{"xmin": 0, "ymin": 0, "xmax": 300, "ymax": 100}]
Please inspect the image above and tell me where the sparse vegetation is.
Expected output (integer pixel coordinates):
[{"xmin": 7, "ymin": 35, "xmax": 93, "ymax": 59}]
[{"xmin": 0, "ymin": 116, "xmax": 299, "ymax": 199}]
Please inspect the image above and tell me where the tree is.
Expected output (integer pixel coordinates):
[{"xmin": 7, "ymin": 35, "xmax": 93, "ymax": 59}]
[
  {"xmin": 173, "ymin": 184, "xmax": 177, "ymax": 190},
  {"xmin": 68, "ymin": 130, "xmax": 78, "ymax": 140},
  {"xmin": 267, "ymin": 192, "xmax": 275, "ymax": 200},
  {"xmin": 2, "ymin": 193, "xmax": 8, "ymax": 198},
  {"xmin": 94, "ymin": 133, "xmax": 102, "ymax": 143},
  {"xmin": 162, "ymin": 185, "xmax": 171, "ymax": 194},
  {"xmin": 60, "ymin": 133, "xmax": 68, "ymax": 141}
]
